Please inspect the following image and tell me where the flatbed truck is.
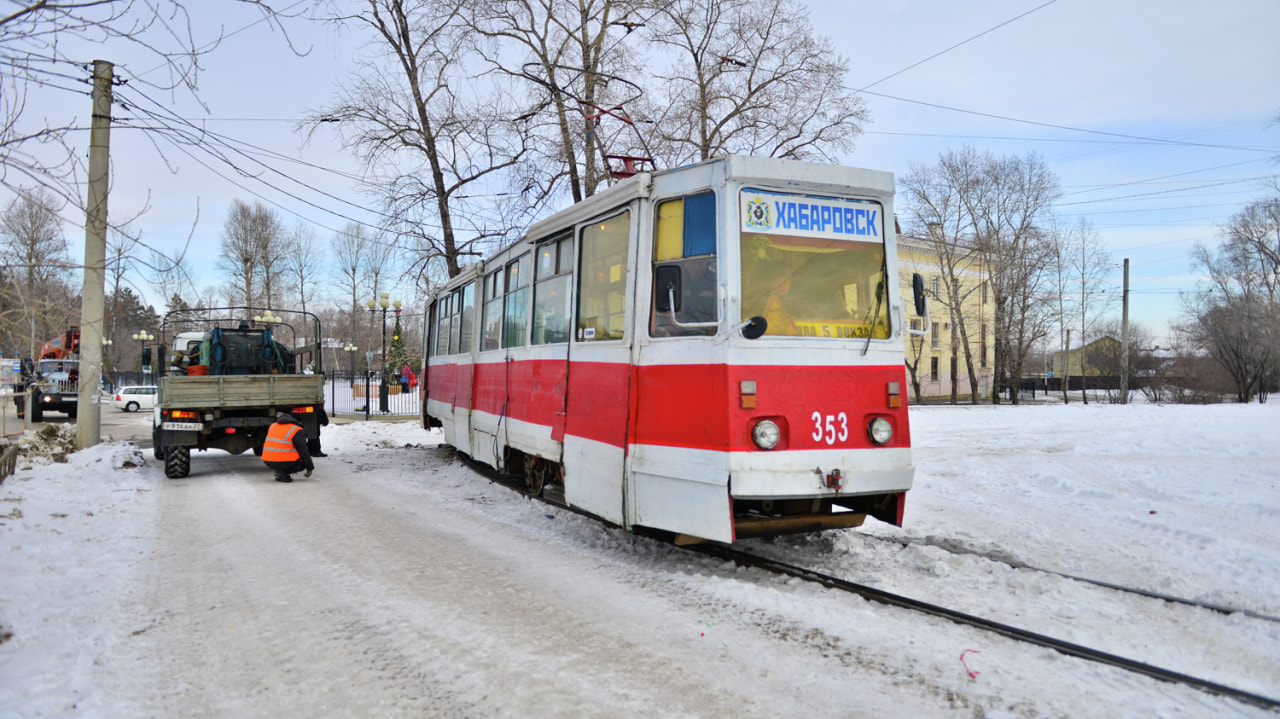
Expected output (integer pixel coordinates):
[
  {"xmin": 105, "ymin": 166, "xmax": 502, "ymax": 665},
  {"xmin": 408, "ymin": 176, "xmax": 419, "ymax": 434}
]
[{"xmin": 151, "ymin": 308, "xmax": 326, "ymax": 479}]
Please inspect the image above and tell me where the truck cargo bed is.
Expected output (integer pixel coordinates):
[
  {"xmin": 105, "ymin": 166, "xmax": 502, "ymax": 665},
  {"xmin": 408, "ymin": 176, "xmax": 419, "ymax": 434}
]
[{"xmin": 159, "ymin": 374, "xmax": 324, "ymax": 409}]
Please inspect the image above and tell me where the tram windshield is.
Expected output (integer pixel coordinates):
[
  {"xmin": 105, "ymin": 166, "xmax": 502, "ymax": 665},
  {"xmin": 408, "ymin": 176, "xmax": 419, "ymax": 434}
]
[{"xmin": 739, "ymin": 189, "xmax": 890, "ymax": 339}]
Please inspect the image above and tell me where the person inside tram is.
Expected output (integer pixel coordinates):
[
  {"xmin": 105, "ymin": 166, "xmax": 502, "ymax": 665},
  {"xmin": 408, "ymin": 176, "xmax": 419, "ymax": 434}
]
[{"xmin": 764, "ymin": 273, "xmax": 799, "ymax": 335}]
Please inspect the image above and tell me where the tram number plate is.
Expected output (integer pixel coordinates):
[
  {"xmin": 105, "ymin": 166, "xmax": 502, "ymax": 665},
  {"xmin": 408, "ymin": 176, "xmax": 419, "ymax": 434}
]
[
  {"xmin": 162, "ymin": 422, "xmax": 202, "ymax": 431},
  {"xmin": 811, "ymin": 411, "xmax": 849, "ymax": 445}
]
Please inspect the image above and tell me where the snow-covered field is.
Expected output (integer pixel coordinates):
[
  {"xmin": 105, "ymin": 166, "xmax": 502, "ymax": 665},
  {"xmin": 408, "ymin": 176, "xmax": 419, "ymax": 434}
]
[{"xmin": 1, "ymin": 402, "xmax": 1277, "ymax": 717}]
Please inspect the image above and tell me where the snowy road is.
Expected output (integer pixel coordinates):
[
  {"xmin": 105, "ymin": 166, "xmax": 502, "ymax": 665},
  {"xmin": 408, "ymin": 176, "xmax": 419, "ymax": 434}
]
[
  {"xmin": 125, "ymin": 451, "xmax": 808, "ymax": 718},
  {"xmin": 3, "ymin": 404, "xmax": 1279, "ymax": 717},
  {"xmin": 118, "ymin": 448, "xmax": 962, "ymax": 718}
]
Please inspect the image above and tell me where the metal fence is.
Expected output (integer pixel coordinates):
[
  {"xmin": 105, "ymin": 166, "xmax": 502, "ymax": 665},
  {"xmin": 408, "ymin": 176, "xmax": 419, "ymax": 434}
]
[{"xmin": 324, "ymin": 371, "xmax": 420, "ymax": 417}]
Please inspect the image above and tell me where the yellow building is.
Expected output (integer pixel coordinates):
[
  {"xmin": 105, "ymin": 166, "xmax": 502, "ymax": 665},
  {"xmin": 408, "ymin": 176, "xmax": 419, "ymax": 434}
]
[
  {"xmin": 1052, "ymin": 336, "xmax": 1121, "ymax": 378},
  {"xmin": 896, "ymin": 234, "xmax": 995, "ymax": 401}
]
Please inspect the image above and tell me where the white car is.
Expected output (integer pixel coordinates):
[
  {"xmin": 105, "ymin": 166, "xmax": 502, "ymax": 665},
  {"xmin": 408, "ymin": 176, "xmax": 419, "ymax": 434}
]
[{"xmin": 112, "ymin": 385, "xmax": 158, "ymax": 413}]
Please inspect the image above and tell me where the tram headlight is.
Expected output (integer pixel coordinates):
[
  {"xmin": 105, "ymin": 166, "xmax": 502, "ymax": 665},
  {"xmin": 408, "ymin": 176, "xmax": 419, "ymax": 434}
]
[
  {"xmin": 752, "ymin": 419, "xmax": 781, "ymax": 450},
  {"xmin": 867, "ymin": 417, "xmax": 893, "ymax": 445}
]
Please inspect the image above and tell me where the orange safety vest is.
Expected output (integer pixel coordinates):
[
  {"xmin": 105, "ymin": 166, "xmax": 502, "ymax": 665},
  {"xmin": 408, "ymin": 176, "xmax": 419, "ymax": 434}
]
[{"xmin": 262, "ymin": 422, "xmax": 301, "ymax": 462}]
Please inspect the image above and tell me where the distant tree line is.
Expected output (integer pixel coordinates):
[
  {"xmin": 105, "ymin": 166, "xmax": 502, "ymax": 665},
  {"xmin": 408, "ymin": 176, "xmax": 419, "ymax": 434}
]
[
  {"xmin": 899, "ymin": 148, "xmax": 1278, "ymax": 405},
  {"xmin": 898, "ymin": 148, "xmax": 1116, "ymax": 405}
]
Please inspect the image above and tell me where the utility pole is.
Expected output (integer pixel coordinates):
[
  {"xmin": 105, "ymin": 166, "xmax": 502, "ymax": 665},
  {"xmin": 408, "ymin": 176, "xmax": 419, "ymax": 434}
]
[
  {"xmin": 76, "ymin": 60, "xmax": 112, "ymax": 450},
  {"xmin": 1120, "ymin": 258, "xmax": 1130, "ymax": 405}
]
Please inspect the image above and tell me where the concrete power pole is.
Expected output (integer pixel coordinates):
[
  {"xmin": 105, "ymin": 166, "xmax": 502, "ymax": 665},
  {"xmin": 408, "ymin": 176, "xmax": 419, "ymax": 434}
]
[
  {"xmin": 1120, "ymin": 258, "xmax": 1130, "ymax": 405},
  {"xmin": 77, "ymin": 60, "xmax": 112, "ymax": 450}
]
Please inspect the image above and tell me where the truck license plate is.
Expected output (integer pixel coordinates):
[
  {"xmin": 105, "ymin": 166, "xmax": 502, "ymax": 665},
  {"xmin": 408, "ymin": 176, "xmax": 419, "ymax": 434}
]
[{"xmin": 162, "ymin": 422, "xmax": 202, "ymax": 431}]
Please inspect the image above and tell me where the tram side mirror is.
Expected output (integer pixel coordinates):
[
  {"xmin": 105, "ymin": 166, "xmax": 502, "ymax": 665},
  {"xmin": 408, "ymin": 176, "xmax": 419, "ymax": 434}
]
[
  {"xmin": 911, "ymin": 273, "xmax": 927, "ymax": 316},
  {"xmin": 654, "ymin": 265, "xmax": 682, "ymax": 313},
  {"xmin": 742, "ymin": 316, "xmax": 768, "ymax": 340}
]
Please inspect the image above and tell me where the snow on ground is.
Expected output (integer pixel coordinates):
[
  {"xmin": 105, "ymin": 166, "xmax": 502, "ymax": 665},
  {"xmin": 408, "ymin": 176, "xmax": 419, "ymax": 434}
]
[{"xmin": 1, "ymin": 402, "xmax": 1277, "ymax": 717}]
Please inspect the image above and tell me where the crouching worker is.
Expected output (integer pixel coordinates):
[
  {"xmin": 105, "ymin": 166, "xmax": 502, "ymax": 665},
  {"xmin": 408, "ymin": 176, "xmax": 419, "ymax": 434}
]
[{"xmin": 262, "ymin": 413, "xmax": 314, "ymax": 483}]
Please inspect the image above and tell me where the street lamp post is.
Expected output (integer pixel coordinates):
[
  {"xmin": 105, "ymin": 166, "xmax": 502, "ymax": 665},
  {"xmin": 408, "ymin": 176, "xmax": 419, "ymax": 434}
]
[
  {"xmin": 366, "ymin": 292, "xmax": 401, "ymax": 414},
  {"xmin": 132, "ymin": 330, "xmax": 154, "ymax": 380},
  {"xmin": 101, "ymin": 337, "xmax": 113, "ymax": 392},
  {"xmin": 343, "ymin": 342, "xmax": 358, "ymax": 378},
  {"xmin": 342, "ymin": 342, "xmax": 358, "ymax": 415}
]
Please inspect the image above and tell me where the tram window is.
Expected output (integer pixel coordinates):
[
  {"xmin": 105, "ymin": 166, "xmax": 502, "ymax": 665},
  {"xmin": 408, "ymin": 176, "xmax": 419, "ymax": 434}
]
[
  {"xmin": 652, "ymin": 192, "xmax": 717, "ymax": 337},
  {"xmin": 503, "ymin": 253, "xmax": 531, "ymax": 348},
  {"xmin": 458, "ymin": 282, "xmax": 475, "ymax": 354},
  {"xmin": 430, "ymin": 300, "xmax": 440, "ymax": 355},
  {"xmin": 533, "ymin": 234, "xmax": 572, "ymax": 345},
  {"xmin": 481, "ymin": 270, "xmax": 502, "ymax": 351},
  {"xmin": 448, "ymin": 288, "xmax": 463, "ymax": 355},
  {"xmin": 429, "ymin": 300, "xmax": 441, "ymax": 356},
  {"xmin": 435, "ymin": 293, "xmax": 452, "ymax": 356},
  {"xmin": 577, "ymin": 210, "xmax": 631, "ymax": 342},
  {"xmin": 739, "ymin": 190, "xmax": 889, "ymax": 339}
]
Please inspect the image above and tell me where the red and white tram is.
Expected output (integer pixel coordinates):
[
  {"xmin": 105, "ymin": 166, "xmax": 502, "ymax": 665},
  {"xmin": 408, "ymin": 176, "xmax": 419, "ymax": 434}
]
[{"xmin": 423, "ymin": 155, "xmax": 925, "ymax": 544}]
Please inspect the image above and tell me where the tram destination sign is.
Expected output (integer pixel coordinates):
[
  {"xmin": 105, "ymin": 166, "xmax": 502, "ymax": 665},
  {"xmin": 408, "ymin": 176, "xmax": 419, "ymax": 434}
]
[{"xmin": 741, "ymin": 189, "xmax": 883, "ymax": 241}]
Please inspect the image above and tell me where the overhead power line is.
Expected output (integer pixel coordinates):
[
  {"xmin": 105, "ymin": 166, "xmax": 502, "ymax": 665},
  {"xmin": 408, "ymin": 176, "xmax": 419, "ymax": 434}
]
[
  {"xmin": 856, "ymin": 0, "xmax": 1060, "ymax": 92},
  {"xmin": 857, "ymin": 88, "xmax": 1277, "ymax": 154}
]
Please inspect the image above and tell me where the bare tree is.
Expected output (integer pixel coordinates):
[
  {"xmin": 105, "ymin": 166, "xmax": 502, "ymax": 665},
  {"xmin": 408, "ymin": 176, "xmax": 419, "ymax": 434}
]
[
  {"xmin": 642, "ymin": 0, "xmax": 867, "ymax": 167},
  {"xmin": 0, "ymin": 185, "xmax": 76, "ymax": 355},
  {"xmin": 953, "ymin": 149, "xmax": 1060, "ymax": 404},
  {"xmin": 900, "ymin": 155, "xmax": 986, "ymax": 404},
  {"xmin": 1183, "ymin": 195, "xmax": 1280, "ymax": 403},
  {"xmin": 331, "ymin": 223, "xmax": 370, "ymax": 312},
  {"xmin": 1, "ymin": 186, "xmax": 69, "ymax": 286},
  {"xmin": 362, "ymin": 229, "xmax": 399, "ymax": 308},
  {"xmin": 1222, "ymin": 197, "xmax": 1280, "ymax": 303},
  {"xmin": 147, "ymin": 245, "xmax": 198, "ymax": 317},
  {"xmin": 1183, "ymin": 291, "xmax": 1276, "ymax": 403},
  {"xmin": 281, "ymin": 221, "xmax": 324, "ymax": 319},
  {"xmin": 1046, "ymin": 217, "xmax": 1114, "ymax": 403},
  {"xmin": 217, "ymin": 199, "xmax": 284, "ymax": 308},
  {"xmin": 1152, "ymin": 327, "xmax": 1238, "ymax": 403},
  {"xmin": 105, "ymin": 223, "xmax": 140, "ymax": 302},
  {"xmin": 310, "ymin": 0, "xmax": 527, "ymax": 280},
  {"xmin": 471, "ymin": 0, "xmax": 643, "ymax": 203}
]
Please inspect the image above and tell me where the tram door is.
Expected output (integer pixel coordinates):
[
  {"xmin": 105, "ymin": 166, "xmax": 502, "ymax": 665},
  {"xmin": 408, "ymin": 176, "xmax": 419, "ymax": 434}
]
[
  {"xmin": 560, "ymin": 208, "xmax": 636, "ymax": 526},
  {"xmin": 629, "ymin": 190, "xmax": 734, "ymax": 542}
]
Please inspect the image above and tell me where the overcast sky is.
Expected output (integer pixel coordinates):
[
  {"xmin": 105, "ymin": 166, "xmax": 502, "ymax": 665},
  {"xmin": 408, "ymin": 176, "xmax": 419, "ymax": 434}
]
[{"xmin": 23, "ymin": 0, "xmax": 1280, "ymax": 341}]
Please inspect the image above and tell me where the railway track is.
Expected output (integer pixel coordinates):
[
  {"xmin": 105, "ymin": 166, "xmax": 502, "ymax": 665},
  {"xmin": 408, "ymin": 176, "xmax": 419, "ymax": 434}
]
[
  {"xmin": 855, "ymin": 533, "xmax": 1280, "ymax": 624},
  {"xmin": 685, "ymin": 541, "xmax": 1279, "ymax": 712},
  {"xmin": 458, "ymin": 451, "xmax": 1280, "ymax": 712}
]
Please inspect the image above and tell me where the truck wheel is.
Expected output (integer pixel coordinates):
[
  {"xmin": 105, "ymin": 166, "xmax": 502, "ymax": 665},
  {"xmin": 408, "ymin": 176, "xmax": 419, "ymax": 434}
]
[
  {"xmin": 67, "ymin": 406, "xmax": 77, "ymax": 419},
  {"xmin": 30, "ymin": 402, "xmax": 42, "ymax": 422},
  {"xmin": 164, "ymin": 447, "xmax": 190, "ymax": 479},
  {"xmin": 152, "ymin": 428, "xmax": 163, "ymax": 460}
]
